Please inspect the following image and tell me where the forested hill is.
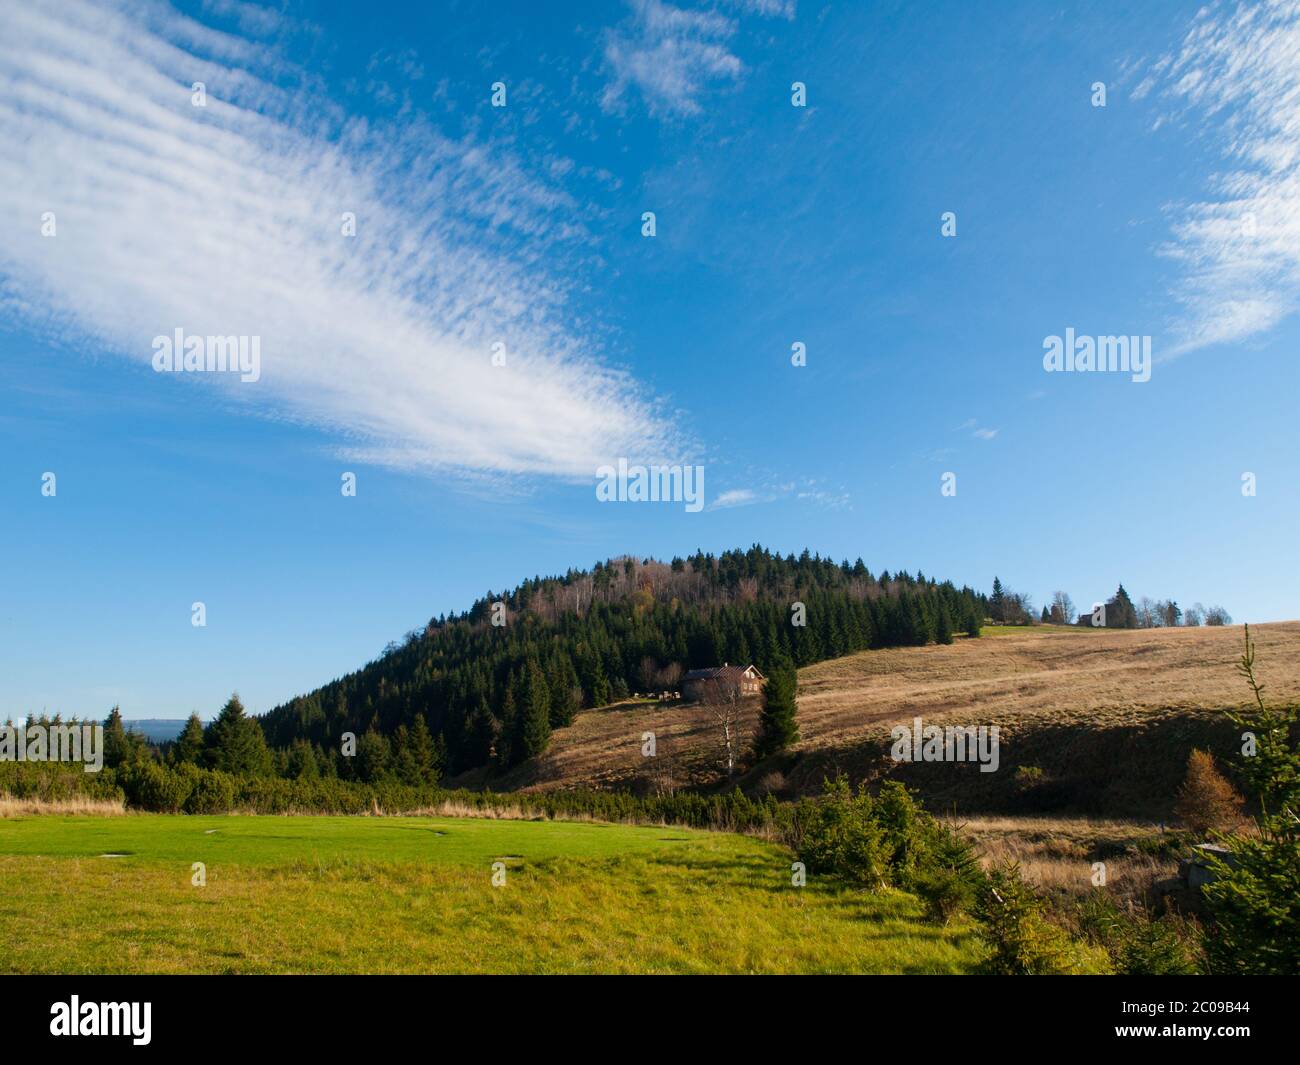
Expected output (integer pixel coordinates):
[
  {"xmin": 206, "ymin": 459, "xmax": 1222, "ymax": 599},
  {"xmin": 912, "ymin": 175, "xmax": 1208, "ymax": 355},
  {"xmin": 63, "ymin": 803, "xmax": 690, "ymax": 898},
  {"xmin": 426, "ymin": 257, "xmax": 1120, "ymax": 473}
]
[{"xmin": 259, "ymin": 546, "xmax": 988, "ymax": 776}]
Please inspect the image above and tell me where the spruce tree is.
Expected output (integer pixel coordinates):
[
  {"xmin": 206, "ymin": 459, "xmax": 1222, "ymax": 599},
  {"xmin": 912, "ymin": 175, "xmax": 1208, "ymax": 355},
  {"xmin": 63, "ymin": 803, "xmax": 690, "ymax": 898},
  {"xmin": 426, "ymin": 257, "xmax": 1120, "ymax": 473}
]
[
  {"xmin": 989, "ymin": 577, "xmax": 1006, "ymax": 623},
  {"xmin": 204, "ymin": 693, "xmax": 272, "ymax": 777},
  {"xmin": 753, "ymin": 660, "xmax": 799, "ymax": 759},
  {"xmin": 286, "ymin": 739, "xmax": 320, "ymax": 780},
  {"xmin": 936, "ymin": 602, "xmax": 955, "ymax": 645},
  {"xmin": 173, "ymin": 712, "xmax": 204, "ymax": 765},
  {"xmin": 1107, "ymin": 584, "xmax": 1138, "ymax": 629},
  {"xmin": 548, "ymin": 655, "xmax": 580, "ymax": 727},
  {"xmin": 355, "ymin": 727, "xmax": 391, "ymax": 782},
  {"xmin": 518, "ymin": 663, "xmax": 552, "ymax": 761},
  {"xmin": 406, "ymin": 715, "xmax": 437, "ymax": 784},
  {"xmin": 494, "ymin": 686, "xmax": 517, "ymax": 768},
  {"xmin": 391, "ymin": 723, "xmax": 418, "ymax": 783},
  {"xmin": 466, "ymin": 697, "xmax": 498, "ymax": 767},
  {"xmin": 102, "ymin": 706, "xmax": 131, "ymax": 769}
]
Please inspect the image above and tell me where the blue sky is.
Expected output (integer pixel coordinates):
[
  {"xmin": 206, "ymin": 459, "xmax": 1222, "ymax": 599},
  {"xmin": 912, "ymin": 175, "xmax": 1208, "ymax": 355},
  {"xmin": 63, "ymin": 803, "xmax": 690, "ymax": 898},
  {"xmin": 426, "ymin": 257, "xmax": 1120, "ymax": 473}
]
[{"xmin": 2, "ymin": 0, "xmax": 1298, "ymax": 721}]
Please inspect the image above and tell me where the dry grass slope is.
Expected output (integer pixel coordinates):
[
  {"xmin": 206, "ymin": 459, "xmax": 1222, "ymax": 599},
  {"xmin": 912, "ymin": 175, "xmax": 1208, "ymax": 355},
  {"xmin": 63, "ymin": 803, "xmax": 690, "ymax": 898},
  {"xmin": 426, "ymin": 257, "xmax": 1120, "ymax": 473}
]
[{"xmin": 467, "ymin": 622, "xmax": 1300, "ymax": 820}]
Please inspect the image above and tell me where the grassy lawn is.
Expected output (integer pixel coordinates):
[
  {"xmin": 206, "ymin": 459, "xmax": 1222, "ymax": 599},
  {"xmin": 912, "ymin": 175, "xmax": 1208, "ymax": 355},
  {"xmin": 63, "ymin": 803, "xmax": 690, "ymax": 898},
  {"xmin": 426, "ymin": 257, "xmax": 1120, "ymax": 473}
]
[{"xmin": 0, "ymin": 814, "xmax": 980, "ymax": 974}]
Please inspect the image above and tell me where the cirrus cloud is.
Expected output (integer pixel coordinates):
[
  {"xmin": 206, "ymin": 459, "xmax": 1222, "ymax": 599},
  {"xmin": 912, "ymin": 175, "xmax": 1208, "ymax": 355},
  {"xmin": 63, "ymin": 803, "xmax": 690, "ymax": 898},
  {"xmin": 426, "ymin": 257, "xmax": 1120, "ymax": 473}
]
[
  {"xmin": 1144, "ymin": 0, "xmax": 1300, "ymax": 356},
  {"xmin": 0, "ymin": 0, "xmax": 682, "ymax": 479}
]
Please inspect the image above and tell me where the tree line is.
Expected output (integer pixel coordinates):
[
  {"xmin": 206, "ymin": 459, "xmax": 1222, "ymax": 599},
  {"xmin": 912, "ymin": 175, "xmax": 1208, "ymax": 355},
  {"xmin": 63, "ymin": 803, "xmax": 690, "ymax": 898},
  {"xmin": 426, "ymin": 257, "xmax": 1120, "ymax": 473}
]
[{"xmin": 987, "ymin": 578, "xmax": 1231, "ymax": 629}]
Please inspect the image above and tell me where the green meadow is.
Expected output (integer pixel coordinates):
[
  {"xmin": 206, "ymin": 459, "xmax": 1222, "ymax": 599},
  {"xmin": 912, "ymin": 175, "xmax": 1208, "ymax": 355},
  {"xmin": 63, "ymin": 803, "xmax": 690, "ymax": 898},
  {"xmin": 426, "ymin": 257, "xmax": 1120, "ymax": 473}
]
[{"xmin": 0, "ymin": 814, "xmax": 980, "ymax": 974}]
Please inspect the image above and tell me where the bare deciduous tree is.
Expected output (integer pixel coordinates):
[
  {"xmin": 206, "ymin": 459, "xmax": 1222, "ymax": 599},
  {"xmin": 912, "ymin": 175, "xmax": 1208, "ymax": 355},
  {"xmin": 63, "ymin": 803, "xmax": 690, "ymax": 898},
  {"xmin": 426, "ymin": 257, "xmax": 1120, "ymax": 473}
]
[
  {"xmin": 658, "ymin": 661, "xmax": 683, "ymax": 690},
  {"xmin": 1136, "ymin": 596, "xmax": 1159, "ymax": 628},
  {"xmin": 1050, "ymin": 591, "xmax": 1075, "ymax": 625},
  {"xmin": 701, "ymin": 677, "xmax": 745, "ymax": 778}
]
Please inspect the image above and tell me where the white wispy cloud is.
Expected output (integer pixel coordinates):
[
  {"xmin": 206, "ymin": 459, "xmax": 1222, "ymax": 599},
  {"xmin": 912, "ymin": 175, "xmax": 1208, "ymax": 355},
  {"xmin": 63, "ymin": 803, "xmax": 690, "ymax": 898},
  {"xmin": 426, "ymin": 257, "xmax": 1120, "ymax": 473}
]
[
  {"xmin": 600, "ymin": 0, "xmax": 794, "ymax": 118},
  {"xmin": 0, "ymin": 0, "xmax": 681, "ymax": 479},
  {"xmin": 956, "ymin": 418, "xmax": 998, "ymax": 440},
  {"xmin": 601, "ymin": 0, "xmax": 742, "ymax": 117},
  {"xmin": 709, "ymin": 487, "xmax": 759, "ymax": 509},
  {"xmin": 724, "ymin": 1, "xmax": 796, "ymax": 19},
  {"xmin": 1144, "ymin": 0, "xmax": 1300, "ymax": 356},
  {"xmin": 706, "ymin": 475, "xmax": 847, "ymax": 511}
]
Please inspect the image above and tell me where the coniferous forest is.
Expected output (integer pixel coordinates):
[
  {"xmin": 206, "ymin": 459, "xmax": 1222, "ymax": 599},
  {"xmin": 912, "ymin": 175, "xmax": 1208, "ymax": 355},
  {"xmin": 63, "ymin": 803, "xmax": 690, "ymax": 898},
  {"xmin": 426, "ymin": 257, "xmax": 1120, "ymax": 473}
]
[{"xmin": 259, "ymin": 545, "xmax": 987, "ymax": 777}]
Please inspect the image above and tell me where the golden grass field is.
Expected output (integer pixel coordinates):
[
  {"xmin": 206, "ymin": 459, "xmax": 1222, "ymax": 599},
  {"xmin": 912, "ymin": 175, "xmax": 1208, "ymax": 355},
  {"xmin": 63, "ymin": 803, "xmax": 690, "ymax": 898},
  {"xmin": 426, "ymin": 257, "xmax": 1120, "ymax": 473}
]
[{"xmin": 464, "ymin": 622, "xmax": 1300, "ymax": 807}]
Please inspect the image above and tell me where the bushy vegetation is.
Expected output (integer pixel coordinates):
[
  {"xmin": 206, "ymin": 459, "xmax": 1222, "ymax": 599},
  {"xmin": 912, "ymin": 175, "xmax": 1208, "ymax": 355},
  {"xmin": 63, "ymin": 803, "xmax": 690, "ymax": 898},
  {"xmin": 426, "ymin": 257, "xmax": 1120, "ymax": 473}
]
[
  {"xmin": 1174, "ymin": 749, "xmax": 1245, "ymax": 835},
  {"xmin": 1075, "ymin": 892, "xmax": 1202, "ymax": 975},
  {"xmin": 1, "ymin": 753, "xmax": 794, "ymax": 824},
  {"xmin": 789, "ymin": 777, "xmax": 984, "ymax": 922},
  {"xmin": 0, "ymin": 759, "xmax": 125, "ymax": 806},
  {"xmin": 973, "ymin": 863, "xmax": 1106, "ymax": 974},
  {"xmin": 1198, "ymin": 626, "xmax": 1300, "ymax": 975}
]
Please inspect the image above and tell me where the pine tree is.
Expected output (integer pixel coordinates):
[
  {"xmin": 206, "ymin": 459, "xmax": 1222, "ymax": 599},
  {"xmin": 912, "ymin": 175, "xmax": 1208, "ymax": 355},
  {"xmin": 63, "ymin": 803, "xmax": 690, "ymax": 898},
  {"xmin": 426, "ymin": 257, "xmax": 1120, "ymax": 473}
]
[
  {"xmin": 204, "ymin": 693, "xmax": 272, "ymax": 777},
  {"xmin": 518, "ymin": 663, "xmax": 552, "ymax": 761},
  {"xmin": 936, "ymin": 602, "xmax": 955, "ymax": 645},
  {"xmin": 286, "ymin": 738, "xmax": 320, "ymax": 779},
  {"xmin": 173, "ymin": 712, "xmax": 204, "ymax": 765},
  {"xmin": 465, "ymin": 697, "xmax": 498, "ymax": 767},
  {"xmin": 989, "ymin": 577, "xmax": 1006, "ymax": 623},
  {"xmin": 494, "ymin": 685, "xmax": 517, "ymax": 769},
  {"xmin": 548, "ymin": 655, "xmax": 580, "ymax": 727},
  {"xmin": 406, "ymin": 715, "xmax": 438, "ymax": 785},
  {"xmin": 355, "ymin": 727, "xmax": 391, "ymax": 782},
  {"xmin": 102, "ymin": 706, "xmax": 132, "ymax": 769},
  {"xmin": 1107, "ymin": 584, "xmax": 1138, "ymax": 629},
  {"xmin": 753, "ymin": 660, "xmax": 799, "ymax": 759}
]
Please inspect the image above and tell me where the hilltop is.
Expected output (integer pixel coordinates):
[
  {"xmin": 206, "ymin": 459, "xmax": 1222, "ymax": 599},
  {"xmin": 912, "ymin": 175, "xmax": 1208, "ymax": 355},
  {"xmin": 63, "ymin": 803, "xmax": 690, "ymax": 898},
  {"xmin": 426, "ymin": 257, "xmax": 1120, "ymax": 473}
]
[{"xmin": 259, "ymin": 546, "xmax": 985, "ymax": 778}]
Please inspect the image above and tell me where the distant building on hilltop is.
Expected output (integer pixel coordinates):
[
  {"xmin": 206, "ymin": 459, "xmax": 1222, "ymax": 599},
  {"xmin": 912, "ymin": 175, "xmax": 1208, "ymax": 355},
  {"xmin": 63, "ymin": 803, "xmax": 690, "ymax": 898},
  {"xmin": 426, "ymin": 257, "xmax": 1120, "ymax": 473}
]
[{"xmin": 681, "ymin": 663, "xmax": 765, "ymax": 702}]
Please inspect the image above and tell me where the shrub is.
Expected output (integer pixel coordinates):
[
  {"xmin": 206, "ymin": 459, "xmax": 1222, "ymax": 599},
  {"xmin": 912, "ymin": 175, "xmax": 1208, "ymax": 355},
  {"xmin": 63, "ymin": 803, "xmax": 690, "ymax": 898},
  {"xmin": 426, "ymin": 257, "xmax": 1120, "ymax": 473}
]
[
  {"xmin": 973, "ymin": 862, "xmax": 1103, "ymax": 975},
  {"xmin": 791, "ymin": 777, "xmax": 982, "ymax": 919},
  {"xmin": 0, "ymin": 761, "xmax": 124, "ymax": 805},
  {"xmin": 873, "ymin": 780, "xmax": 925, "ymax": 881},
  {"xmin": 184, "ymin": 768, "xmax": 237, "ymax": 814},
  {"xmin": 1198, "ymin": 629, "xmax": 1300, "ymax": 974},
  {"xmin": 121, "ymin": 762, "xmax": 192, "ymax": 813},
  {"xmin": 1076, "ymin": 892, "xmax": 1202, "ymax": 975},
  {"xmin": 1201, "ymin": 817, "xmax": 1300, "ymax": 975},
  {"xmin": 1175, "ymin": 749, "xmax": 1244, "ymax": 836},
  {"xmin": 1013, "ymin": 765, "xmax": 1043, "ymax": 792},
  {"xmin": 795, "ymin": 777, "xmax": 889, "ymax": 889},
  {"xmin": 911, "ymin": 826, "xmax": 982, "ymax": 923}
]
